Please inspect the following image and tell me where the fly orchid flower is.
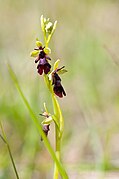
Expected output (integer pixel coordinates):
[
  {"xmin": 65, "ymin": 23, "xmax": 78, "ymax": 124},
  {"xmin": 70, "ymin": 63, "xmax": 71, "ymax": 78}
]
[{"xmin": 30, "ymin": 40, "xmax": 51, "ymax": 75}]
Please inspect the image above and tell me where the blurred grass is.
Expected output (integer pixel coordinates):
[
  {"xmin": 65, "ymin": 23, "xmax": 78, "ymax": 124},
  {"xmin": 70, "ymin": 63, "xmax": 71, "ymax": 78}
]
[{"xmin": 1, "ymin": 0, "xmax": 119, "ymax": 178}]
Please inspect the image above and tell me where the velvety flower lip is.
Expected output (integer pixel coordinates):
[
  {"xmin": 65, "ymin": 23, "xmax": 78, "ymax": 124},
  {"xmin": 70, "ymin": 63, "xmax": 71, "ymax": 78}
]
[
  {"xmin": 34, "ymin": 48, "xmax": 51, "ymax": 75},
  {"xmin": 37, "ymin": 58, "xmax": 51, "ymax": 75},
  {"xmin": 53, "ymin": 83, "xmax": 66, "ymax": 98},
  {"xmin": 52, "ymin": 69, "xmax": 66, "ymax": 98}
]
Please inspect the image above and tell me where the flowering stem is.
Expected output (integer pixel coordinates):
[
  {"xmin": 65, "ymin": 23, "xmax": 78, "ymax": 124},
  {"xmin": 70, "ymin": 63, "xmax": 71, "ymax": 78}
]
[
  {"xmin": 34, "ymin": 16, "xmax": 68, "ymax": 178},
  {"xmin": 52, "ymin": 95, "xmax": 61, "ymax": 179},
  {"xmin": 52, "ymin": 94, "xmax": 64, "ymax": 179},
  {"xmin": 52, "ymin": 94, "xmax": 64, "ymax": 139},
  {"xmin": 53, "ymin": 125, "xmax": 61, "ymax": 179},
  {"xmin": 44, "ymin": 75, "xmax": 67, "ymax": 179}
]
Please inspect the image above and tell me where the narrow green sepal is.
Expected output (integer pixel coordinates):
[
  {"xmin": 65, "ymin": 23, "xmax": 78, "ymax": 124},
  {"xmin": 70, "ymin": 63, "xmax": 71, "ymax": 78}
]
[
  {"xmin": 30, "ymin": 50, "xmax": 39, "ymax": 57},
  {"xmin": 36, "ymin": 40, "xmax": 42, "ymax": 47},
  {"xmin": 53, "ymin": 59, "xmax": 60, "ymax": 70}
]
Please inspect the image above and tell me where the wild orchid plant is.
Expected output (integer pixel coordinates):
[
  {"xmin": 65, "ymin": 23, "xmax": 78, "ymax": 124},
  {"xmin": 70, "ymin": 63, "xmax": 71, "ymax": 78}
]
[
  {"xmin": 30, "ymin": 15, "xmax": 68, "ymax": 178},
  {"xmin": 8, "ymin": 15, "xmax": 68, "ymax": 179}
]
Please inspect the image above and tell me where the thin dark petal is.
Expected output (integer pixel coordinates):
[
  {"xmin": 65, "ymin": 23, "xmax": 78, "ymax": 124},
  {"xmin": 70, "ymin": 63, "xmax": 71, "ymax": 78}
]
[
  {"xmin": 35, "ymin": 59, "xmax": 39, "ymax": 63},
  {"xmin": 34, "ymin": 48, "xmax": 39, "ymax": 50},
  {"xmin": 57, "ymin": 66, "xmax": 65, "ymax": 72},
  {"xmin": 46, "ymin": 56, "xmax": 51, "ymax": 60},
  {"xmin": 35, "ymin": 55, "xmax": 40, "ymax": 63}
]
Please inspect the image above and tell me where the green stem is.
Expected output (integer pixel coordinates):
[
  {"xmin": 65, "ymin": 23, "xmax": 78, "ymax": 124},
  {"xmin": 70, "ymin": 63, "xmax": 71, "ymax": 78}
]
[
  {"xmin": 53, "ymin": 124, "xmax": 60, "ymax": 179},
  {"xmin": 44, "ymin": 74, "xmax": 67, "ymax": 179},
  {"xmin": 0, "ymin": 121, "xmax": 20, "ymax": 179},
  {"xmin": 52, "ymin": 94, "xmax": 64, "ymax": 139},
  {"xmin": 51, "ymin": 94, "xmax": 64, "ymax": 179}
]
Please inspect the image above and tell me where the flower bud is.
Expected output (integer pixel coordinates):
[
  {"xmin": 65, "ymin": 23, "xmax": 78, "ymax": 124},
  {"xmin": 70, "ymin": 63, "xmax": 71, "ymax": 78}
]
[{"xmin": 46, "ymin": 22, "xmax": 53, "ymax": 34}]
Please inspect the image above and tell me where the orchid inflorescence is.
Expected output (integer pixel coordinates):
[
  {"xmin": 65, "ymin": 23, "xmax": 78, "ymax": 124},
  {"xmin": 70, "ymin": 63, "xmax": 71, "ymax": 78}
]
[{"xmin": 30, "ymin": 15, "xmax": 67, "ymax": 140}]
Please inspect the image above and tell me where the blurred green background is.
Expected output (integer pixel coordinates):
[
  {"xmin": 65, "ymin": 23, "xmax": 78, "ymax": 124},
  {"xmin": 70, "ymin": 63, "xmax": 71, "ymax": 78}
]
[{"xmin": 1, "ymin": 0, "xmax": 119, "ymax": 178}]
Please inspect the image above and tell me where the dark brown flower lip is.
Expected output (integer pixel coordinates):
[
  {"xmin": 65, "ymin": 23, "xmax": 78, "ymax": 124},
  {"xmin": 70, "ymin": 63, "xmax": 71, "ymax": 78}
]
[
  {"xmin": 34, "ymin": 48, "xmax": 51, "ymax": 75},
  {"xmin": 53, "ymin": 84, "xmax": 66, "ymax": 98},
  {"xmin": 52, "ymin": 73, "xmax": 61, "ymax": 85},
  {"xmin": 37, "ymin": 60, "xmax": 51, "ymax": 75},
  {"xmin": 52, "ymin": 70, "xmax": 66, "ymax": 98}
]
